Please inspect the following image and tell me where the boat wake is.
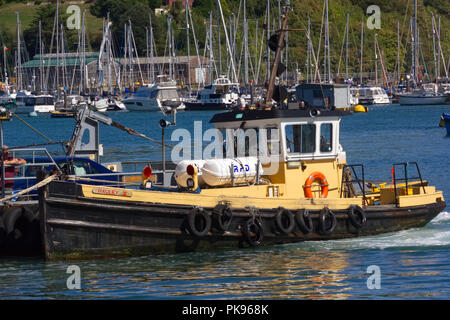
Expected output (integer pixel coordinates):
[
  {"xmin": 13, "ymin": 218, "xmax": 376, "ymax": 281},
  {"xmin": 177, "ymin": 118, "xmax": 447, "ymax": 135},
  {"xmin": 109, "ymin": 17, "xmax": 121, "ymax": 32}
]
[{"xmin": 299, "ymin": 211, "xmax": 450, "ymax": 251}]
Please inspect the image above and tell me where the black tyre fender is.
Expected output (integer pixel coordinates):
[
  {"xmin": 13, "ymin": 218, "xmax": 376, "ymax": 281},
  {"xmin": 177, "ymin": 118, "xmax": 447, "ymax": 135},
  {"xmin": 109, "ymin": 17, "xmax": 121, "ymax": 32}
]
[
  {"xmin": 187, "ymin": 207, "xmax": 212, "ymax": 237},
  {"xmin": 275, "ymin": 207, "xmax": 295, "ymax": 234},
  {"xmin": 241, "ymin": 218, "xmax": 264, "ymax": 247},
  {"xmin": 295, "ymin": 208, "xmax": 313, "ymax": 234},
  {"xmin": 347, "ymin": 205, "xmax": 366, "ymax": 229},
  {"xmin": 212, "ymin": 203, "xmax": 233, "ymax": 232},
  {"xmin": 319, "ymin": 208, "xmax": 337, "ymax": 235},
  {"xmin": 2, "ymin": 206, "xmax": 25, "ymax": 235}
]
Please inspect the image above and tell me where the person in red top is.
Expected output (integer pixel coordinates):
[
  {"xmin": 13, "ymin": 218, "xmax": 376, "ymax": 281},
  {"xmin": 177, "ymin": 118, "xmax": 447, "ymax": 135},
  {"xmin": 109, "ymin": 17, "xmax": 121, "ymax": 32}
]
[{"xmin": 1, "ymin": 145, "xmax": 26, "ymax": 189}]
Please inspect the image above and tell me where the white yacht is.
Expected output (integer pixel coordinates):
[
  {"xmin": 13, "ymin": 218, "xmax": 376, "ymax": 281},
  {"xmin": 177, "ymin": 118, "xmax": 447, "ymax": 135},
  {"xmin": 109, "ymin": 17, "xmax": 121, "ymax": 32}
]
[
  {"xmin": 14, "ymin": 91, "xmax": 55, "ymax": 113},
  {"xmin": 356, "ymin": 87, "xmax": 390, "ymax": 105},
  {"xmin": 121, "ymin": 80, "xmax": 185, "ymax": 113},
  {"xmin": 92, "ymin": 96, "xmax": 127, "ymax": 112},
  {"xmin": 398, "ymin": 83, "xmax": 449, "ymax": 105},
  {"xmin": 183, "ymin": 76, "xmax": 240, "ymax": 111}
]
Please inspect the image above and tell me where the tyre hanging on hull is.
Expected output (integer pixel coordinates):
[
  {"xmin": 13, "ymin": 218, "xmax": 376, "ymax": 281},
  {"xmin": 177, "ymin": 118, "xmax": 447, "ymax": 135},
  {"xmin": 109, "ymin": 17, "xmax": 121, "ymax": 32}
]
[
  {"xmin": 295, "ymin": 209, "xmax": 313, "ymax": 235},
  {"xmin": 275, "ymin": 207, "xmax": 295, "ymax": 234},
  {"xmin": 186, "ymin": 207, "xmax": 212, "ymax": 237},
  {"xmin": 242, "ymin": 218, "xmax": 264, "ymax": 247},
  {"xmin": 212, "ymin": 203, "xmax": 233, "ymax": 232},
  {"xmin": 318, "ymin": 208, "xmax": 337, "ymax": 235},
  {"xmin": 1, "ymin": 205, "xmax": 41, "ymax": 255},
  {"xmin": 347, "ymin": 205, "xmax": 367, "ymax": 229}
]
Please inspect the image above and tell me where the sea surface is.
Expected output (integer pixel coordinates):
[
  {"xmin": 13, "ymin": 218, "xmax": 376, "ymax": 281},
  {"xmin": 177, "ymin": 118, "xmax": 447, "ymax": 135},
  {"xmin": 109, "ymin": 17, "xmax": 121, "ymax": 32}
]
[{"xmin": 0, "ymin": 103, "xmax": 449, "ymax": 300}]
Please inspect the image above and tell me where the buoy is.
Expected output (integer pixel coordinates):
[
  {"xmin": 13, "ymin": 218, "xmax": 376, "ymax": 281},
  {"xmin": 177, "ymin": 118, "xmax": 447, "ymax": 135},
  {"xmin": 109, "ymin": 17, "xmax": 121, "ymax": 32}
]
[
  {"xmin": 29, "ymin": 111, "xmax": 38, "ymax": 117},
  {"xmin": 353, "ymin": 105, "xmax": 367, "ymax": 113}
]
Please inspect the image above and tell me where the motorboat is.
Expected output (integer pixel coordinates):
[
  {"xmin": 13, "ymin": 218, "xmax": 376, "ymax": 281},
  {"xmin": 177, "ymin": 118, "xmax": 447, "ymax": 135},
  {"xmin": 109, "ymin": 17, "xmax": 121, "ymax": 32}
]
[
  {"xmin": 13, "ymin": 91, "xmax": 55, "ymax": 114},
  {"xmin": 121, "ymin": 79, "xmax": 185, "ymax": 113},
  {"xmin": 356, "ymin": 87, "xmax": 390, "ymax": 105},
  {"xmin": 184, "ymin": 76, "xmax": 240, "ymax": 111}
]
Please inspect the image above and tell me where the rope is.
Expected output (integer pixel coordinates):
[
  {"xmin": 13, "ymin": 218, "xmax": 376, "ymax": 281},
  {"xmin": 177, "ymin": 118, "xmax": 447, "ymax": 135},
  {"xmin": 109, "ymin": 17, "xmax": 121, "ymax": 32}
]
[
  {"xmin": 0, "ymin": 174, "xmax": 58, "ymax": 203},
  {"xmin": 66, "ymin": 176, "xmax": 140, "ymax": 186},
  {"xmin": 8, "ymin": 141, "xmax": 67, "ymax": 150},
  {"xmin": 11, "ymin": 113, "xmax": 55, "ymax": 143}
]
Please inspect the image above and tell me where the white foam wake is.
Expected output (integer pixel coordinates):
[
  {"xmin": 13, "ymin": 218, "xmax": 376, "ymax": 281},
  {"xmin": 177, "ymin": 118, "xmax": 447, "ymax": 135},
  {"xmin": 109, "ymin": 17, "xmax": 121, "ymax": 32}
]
[{"xmin": 303, "ymin": 211, "xmax": 450, "ymax": 251}]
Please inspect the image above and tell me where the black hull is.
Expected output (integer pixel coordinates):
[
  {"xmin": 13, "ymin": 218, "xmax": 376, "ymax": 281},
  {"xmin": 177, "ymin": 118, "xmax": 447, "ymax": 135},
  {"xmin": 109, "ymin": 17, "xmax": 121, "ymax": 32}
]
[
  {"xmin": 184, "ymin": 101, "xmax": 228, "ymax": 111},
  {"xmin": 38, "ymin": 181, "xmax": 446, "ymax": 260}
]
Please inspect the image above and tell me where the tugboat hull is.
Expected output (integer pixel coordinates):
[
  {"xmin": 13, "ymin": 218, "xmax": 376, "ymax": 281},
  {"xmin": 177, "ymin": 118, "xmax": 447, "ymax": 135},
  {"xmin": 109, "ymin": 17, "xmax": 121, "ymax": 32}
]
[{"xmin": 39, "ymin": 181, "xmax": 446, "ymax": 260}]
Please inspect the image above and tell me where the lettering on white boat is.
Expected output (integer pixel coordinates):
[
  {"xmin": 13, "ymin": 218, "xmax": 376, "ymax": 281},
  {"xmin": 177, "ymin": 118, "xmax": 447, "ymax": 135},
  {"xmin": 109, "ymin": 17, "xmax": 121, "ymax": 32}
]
[{"xmin": 92, "ymin": 188, "xmax": 132, "ymax": 197}]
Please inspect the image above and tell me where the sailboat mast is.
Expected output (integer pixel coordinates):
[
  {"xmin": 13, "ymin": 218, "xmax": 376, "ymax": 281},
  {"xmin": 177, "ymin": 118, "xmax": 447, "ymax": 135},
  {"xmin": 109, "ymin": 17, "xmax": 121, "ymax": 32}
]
[
  {"xmin": 359, "ymin": 18, "xmax": 363, "ymax": 85},
  {"xmin": 209, "ymin": 12, "xmax": 213, "ymax": 84},
  {"xmin": 306, "ymin": 16, "xmax": 310, "ymax": 83},
  {"xmin": 244, "ymin": 0, "xmax": 249, "ymax": 84},
  {"xmin": 215, "ymin": 0, "xmax": 238, "ymax": 85},
  {"xmin": 437, "ymin": 16, "xmax": 440, "ymax": 80},
  {"xmin": 413, "ymin": 0, "xmax": 418, "ymax": 85},
  {"xmin": 39, "ymin": 20, "xmax": 44, "ymax": 92},
  {"xmin": 266, "ymin": 0, "xmax": 270, "ymax": 82},
  {"xmin": 324, "ymin": 0, "xmax": 331, "ymax": 83},
  {"xmin": 397, "ymin": 21, "xmax": 400, "ymax": 85},
  {"xmin": 374, "ymin": 33, "xmax": 378, "ymax": 87},
  {"xmin": 185, "ymin": 0, "xmax": 191, "ymax": 93},
  {"xmin": 149, "ymin": 13, "xmax": 155, "ymax": 84},
  {"xmin": 431, "ymin": 13, "xmax": 437, "ymax": 82},
  {"xmin": 3, "ymin": 46, "xmax": 9, "ymax": 94},
  {"xmin": 345, "ymin": 12, "xmax": 349, "ymax": 81},
  {"xmin": 16, "ymin": 12, "xmax": 22, "ymax": 92}
]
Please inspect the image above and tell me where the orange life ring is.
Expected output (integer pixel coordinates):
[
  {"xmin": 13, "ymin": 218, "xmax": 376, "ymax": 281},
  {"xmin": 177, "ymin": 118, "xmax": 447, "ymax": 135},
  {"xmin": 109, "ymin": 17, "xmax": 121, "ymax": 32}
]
[{"xmin": 304, "ymin": 171, "xmax": 329, "ymax": 198}]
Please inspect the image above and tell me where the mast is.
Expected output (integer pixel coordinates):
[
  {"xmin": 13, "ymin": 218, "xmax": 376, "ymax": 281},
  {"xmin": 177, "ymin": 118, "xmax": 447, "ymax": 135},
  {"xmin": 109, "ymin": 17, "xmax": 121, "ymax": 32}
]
[
  {"xmin": 149, "ymin": 13, "xmax": 155, "ymax": 84},
  {"xmin": 431, "ymin": 13, "xmax": 437, "ymax": 82},
  {"xmin": 3, "ymin": 46, "xmax": 9, "ymax": 95},
  {"xmin": 374, "ymin": 33, "xmax": 378, "ymax": 87},
  {"xmin": 39, "ymin": 20, "xmax": 44, "ymax": 92},
  {"xmin": 266, "ymin": 0, "xmax": 270, "ymax": 82},
  {"xmin": 265, "ymin": 2, "xmax": 289, "ymax": 106},
  {"xmin": 324, "ymin": 0, "xmax": 331, "ymax": 83},
  {"xmin": 306, "ymin": 15, "xmax": 311, "ymax": 83},
  {"xmin": 244, "ymin": 0, "xmax": 249, "ymax": 84},
  {"xmin": 397, "ymin": 21, "xmax": 400, "ymax": 85},
  {"xmin": 437, "ymin": 16, "xmax": 440, "ymax": 80},
  {"xmin": 215, "ymin": 0, "xmax": 238, "ymax": 85},
  {"xmin": 81, "ymin": 10, "xmax": 86, "ymax": 94},
  {"xmin": 185, "ymin": 0, "xmax": 191, "ymax": 93},
  {"xmin": 209, "ymin": 12, "xmax": 213, "ymax": 84},
  {"xmin": 16, "ymin": 12, "xmax": 22, "ymax": 92},
  {"xmin": 359, "ymin": 17, "xmax": 363, "ymax": 85},
  {"xmin": 167, "ymin": 16, "xmax": 173, "ymax": 80},
  {"xmin": 413, "ymin": 0, "xmax": 418, "ymax": 85},
  {"xmin": 56, "ymin": 0, "xmax": 59, "ymax": 96},
  {"xmin": 345, "ymin": 12, "xmax": 349, "ymax": 81}
]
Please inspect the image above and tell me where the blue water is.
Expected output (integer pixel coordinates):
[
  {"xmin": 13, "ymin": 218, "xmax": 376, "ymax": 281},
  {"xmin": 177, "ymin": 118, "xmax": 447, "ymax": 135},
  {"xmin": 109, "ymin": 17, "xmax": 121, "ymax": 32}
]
[{"xmin": 0, "ymin": 103, "xmax": 449, "ymax": 300}]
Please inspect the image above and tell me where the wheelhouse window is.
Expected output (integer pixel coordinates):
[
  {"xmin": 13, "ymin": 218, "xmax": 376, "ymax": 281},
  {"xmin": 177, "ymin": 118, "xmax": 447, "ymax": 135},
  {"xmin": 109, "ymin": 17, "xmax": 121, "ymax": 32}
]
[
  {"xmin": 320, "ymin": 123, "xmax": 333, "ymax": 152},
  {"xmin": 221, "ymin": 127, "xmax": 280, "ymax": 158},
  {"xmin": 285, "ymin": 124, "xmax": 316, "ymax": 154}
]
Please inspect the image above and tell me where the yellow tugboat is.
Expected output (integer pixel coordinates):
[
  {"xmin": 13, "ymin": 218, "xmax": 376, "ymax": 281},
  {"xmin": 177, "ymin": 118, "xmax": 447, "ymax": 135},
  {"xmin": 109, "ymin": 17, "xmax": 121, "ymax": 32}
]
[
  {"xmin": 38, "ymin": 105, "xmax": 446, "ymax": 260},
  {"xmin": 37, "ymin": 4, "xmax": 445, "ymax": 260}
]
